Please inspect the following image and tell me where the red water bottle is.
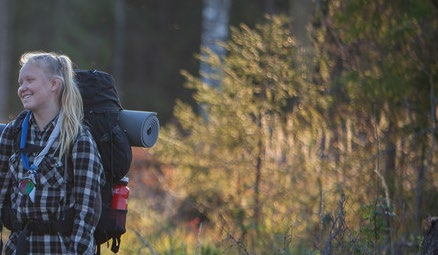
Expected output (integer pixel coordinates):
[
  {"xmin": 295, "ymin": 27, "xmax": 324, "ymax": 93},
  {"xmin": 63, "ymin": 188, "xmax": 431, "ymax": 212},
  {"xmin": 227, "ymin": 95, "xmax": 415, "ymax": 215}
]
[{"xmin": 111, "ymin": 176, "xmax": 130, "ymax": 210}]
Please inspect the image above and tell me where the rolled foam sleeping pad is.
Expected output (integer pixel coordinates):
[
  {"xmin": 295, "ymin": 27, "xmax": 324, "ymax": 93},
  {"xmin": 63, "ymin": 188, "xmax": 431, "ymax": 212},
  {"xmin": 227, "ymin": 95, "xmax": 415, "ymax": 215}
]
[
  {"xmin": 0, "ymin": 110, "xmax": 160, "ymax": 148},
  {"xmin": 118, "ymin": 110, "xmax": 160, "ymax": 148}
]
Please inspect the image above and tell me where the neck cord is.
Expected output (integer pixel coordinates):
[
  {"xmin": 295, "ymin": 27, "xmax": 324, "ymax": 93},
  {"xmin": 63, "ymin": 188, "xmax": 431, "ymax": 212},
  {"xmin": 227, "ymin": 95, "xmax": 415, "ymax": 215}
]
[{"xmin": 20, "ymin": 111, "xmax": 62, "ymax": 176}]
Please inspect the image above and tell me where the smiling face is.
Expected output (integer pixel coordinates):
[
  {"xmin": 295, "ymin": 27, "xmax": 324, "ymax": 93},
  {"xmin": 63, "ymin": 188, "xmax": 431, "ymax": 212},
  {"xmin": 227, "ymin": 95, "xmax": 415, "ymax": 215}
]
[{"xmin": 17, "ymin": 62, "xmax": 59, "ymax": 112}]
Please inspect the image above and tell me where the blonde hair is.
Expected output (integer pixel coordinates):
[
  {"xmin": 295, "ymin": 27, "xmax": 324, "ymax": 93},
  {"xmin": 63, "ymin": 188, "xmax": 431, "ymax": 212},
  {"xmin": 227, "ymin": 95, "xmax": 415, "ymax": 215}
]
[{"xmin": 20, "ymin": 51, "xmax": 83, "ymax": 156}]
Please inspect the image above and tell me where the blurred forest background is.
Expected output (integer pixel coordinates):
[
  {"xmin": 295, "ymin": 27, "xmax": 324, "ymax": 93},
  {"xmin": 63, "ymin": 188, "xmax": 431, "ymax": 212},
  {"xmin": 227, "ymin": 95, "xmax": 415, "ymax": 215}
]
[{"xmin": 1, "ymin": 0, "xmax": 438, "ymax": 255}]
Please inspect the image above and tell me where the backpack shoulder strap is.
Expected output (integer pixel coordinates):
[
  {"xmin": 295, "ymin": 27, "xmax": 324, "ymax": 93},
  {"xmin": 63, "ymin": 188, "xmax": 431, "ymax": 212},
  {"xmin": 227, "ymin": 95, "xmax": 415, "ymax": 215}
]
[{"xmin": 11, "ymin": 110, "xmax": 30, "ymax": 152}]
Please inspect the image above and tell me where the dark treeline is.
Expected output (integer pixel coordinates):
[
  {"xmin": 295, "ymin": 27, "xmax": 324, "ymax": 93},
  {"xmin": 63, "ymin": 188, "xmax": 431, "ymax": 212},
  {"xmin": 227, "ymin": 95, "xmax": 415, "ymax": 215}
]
[{"xmin": 0, "ymin": 0, "xmax": 296, "ymax": 123}]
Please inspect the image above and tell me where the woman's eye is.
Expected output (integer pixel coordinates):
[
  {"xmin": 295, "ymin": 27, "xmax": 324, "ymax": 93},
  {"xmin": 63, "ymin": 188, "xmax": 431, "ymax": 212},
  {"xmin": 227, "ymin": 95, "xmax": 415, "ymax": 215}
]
[{"xmin": 18, "ymin": 77, "xmax": 35, "ymax": 87}]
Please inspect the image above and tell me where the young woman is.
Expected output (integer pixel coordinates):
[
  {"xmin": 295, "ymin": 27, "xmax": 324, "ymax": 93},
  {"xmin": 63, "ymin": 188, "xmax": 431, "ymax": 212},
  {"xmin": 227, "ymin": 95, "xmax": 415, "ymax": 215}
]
[{"xmin": 0, "ymin": 52, "xmax": 104, "ymax": 254}]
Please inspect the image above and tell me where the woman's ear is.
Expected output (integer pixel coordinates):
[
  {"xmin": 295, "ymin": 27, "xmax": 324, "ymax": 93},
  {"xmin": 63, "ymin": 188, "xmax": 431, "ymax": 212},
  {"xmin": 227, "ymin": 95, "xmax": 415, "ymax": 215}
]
[{"xmin": 51, "ymin": 77, "xmax": 62, "ymax": 91}]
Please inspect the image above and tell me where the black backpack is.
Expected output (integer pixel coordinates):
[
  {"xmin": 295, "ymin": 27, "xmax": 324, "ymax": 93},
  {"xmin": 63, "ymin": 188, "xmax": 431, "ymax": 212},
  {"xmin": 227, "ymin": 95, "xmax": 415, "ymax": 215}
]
[{"xmin": 75, "ymin": 69, "xmax": 132, "ymax": 253}]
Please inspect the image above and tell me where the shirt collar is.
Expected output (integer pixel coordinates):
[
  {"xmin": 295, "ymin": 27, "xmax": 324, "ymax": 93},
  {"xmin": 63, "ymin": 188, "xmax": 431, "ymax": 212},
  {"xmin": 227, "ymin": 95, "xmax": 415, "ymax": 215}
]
[{"xmin": 28, "ymin": 112, "xmax": 60, "ymax": 132}]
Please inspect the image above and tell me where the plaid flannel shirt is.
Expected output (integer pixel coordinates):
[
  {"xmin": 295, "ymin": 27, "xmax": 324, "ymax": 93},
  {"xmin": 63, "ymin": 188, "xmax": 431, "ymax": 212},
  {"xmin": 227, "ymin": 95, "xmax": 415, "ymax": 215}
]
[{"xmin": 0, "ymin": 114, "xmax": 104, "ymax": 254}]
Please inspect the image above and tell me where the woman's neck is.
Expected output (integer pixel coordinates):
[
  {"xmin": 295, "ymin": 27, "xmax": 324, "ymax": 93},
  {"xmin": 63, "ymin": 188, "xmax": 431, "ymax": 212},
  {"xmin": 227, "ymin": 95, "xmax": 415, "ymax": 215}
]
[{"xmin": 32, "ymin": 107, "xmax": 60, "ymax": 130}]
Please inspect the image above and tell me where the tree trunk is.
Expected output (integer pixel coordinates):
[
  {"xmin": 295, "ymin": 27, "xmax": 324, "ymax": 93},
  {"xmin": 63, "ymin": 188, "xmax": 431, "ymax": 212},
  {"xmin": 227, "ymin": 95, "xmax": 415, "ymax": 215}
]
[
  {"xmin": 254, "ymin": 115, "xmax": 263, "ymax": 232},
  {"xmin": 112, "ymin": 0, "xmax": 126, "ymax": 95},
  {"xmin": 422, "ymin": 217, "xmax": 438, "ymax": 255},
  {"xmin": 0, "ymin": 0, "xmax": 11, "ymax": 122},
  {"xmin": 289, "ymin": 0, "xmax": 315, "ymax": 47},
  {"xmin": 415, "ymin": 146, "xmax": 426, "ymax": 233},
  {"xmin": 384, "ymin": 119, "xmax": 396, "ymax": 255},
  {"xmin": 199, "ymin": 0, "xmax": 231, "ymax": 88}
]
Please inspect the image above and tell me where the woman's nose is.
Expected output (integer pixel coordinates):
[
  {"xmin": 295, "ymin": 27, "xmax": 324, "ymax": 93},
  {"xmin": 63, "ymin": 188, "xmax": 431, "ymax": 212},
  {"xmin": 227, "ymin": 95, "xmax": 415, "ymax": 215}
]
[{"xmin": 17, "ymin": 83, "xmax": 26, "ymax": 95}]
